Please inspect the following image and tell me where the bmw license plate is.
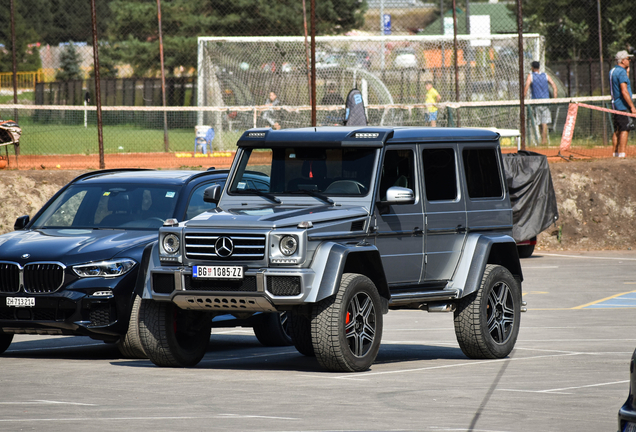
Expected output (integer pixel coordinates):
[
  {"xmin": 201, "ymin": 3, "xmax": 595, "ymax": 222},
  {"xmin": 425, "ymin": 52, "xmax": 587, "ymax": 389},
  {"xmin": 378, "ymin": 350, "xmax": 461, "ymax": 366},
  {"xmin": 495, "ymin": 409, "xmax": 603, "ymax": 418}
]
[
  {"xmin": 625, "ymin": 422, "xmax": 636, "ymax": 432},
  {"xmin": 6, "ymin": 297, "xmax": 35, "ymax": 307},
  {"xmin": 193, "ymin": 265, "xmax": 243, "ymax": 280}
]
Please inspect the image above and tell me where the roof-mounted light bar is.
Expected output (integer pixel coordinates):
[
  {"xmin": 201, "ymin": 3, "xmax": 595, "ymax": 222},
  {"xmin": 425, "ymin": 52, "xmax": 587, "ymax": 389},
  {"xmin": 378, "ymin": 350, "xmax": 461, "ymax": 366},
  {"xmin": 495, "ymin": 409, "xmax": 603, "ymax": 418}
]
[{"xmin": 354, "ymin": 133, "xmax": 379, "ymax": 139}]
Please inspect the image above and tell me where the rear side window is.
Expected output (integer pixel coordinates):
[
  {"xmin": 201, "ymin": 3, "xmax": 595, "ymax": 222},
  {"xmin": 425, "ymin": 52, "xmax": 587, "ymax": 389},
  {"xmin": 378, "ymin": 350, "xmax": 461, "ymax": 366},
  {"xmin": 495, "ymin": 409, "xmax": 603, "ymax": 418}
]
[
  {"xmin": 463, "ymin": 148, "xmax": 503, "ymax": 199},
  {"xmin": 422, "ymin": 148, "xmax": 457, "ymax": 201}
]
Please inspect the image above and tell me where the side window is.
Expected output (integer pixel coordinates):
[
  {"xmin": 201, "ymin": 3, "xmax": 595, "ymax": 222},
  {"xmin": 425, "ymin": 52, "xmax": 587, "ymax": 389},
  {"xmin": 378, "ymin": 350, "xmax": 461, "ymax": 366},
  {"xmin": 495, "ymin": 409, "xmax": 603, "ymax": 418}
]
[
  {"xmin": 379, "ymin": 149, "xmax": 415, "ymax": 201},
  {"xmin": 463, "ymin": 148, "xmax": 503, "ymax": 199},
  {"xmin": 185, "ymin": 181, "xmax": 224, "ymax": 220},
  {"xmin": 422, "ymin": 148, "xmax": 457, "ymax": 201}
]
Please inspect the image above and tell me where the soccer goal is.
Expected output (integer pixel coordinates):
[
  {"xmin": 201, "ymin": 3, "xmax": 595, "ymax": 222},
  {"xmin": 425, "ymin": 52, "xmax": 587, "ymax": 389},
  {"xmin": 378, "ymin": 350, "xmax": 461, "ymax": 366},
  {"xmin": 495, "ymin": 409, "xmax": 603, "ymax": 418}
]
[{"xmin": 197, "ymin": 34, "xmax": 545, "ymax": 131}]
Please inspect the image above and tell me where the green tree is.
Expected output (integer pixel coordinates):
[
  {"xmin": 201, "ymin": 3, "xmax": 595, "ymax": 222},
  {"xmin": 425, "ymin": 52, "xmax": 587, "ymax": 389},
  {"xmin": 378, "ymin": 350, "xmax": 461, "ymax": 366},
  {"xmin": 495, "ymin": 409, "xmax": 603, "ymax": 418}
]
[
  {"xmin": 522, "ymin": 0, "xmax": 636, "ymax": 61},
  {"xmin": 56, "ymin": 43, "xmax": 83, "ymax": 81},
  {"xmin": 0, "ymin": 1, "xmax": 42, "ymax": 72},
  {"xmin": 15, "ymin": 0, "xmax": 111, "ymax": 45},
  {"xmin": 105, "ymin": 0, "xmax": 367, "ymax": 77}
]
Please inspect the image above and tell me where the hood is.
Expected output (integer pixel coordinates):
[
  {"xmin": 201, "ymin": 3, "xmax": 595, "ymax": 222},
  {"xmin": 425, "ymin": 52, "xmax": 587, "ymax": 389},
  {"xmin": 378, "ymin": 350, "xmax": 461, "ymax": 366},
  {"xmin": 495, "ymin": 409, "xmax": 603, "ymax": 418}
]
[
  {"xmin": 185, "ymin": 204, "xmax": 370, "ymax": 229},
  {"xmin": 0, "ymin": 229, "xmax": 155, "ymax": 266}
]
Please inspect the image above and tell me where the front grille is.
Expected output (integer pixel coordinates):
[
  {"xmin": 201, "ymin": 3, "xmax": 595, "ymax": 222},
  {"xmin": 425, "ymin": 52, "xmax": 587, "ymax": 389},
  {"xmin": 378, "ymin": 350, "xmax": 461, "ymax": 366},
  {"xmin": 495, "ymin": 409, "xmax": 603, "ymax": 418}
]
[
  {"xmin": 153, "ymin": 273, "xmax": 176, "ymax": 294},
  {"xmin": 89, "ymin": 305, "xmax": 113, "ymax": 327},
  {"xmin": 267, "ymin": 276, "xmax": 301, "ymax": 296},
  {"xmin": 184, "ymin": 233, "xmax": 266, "ymax": 261},
  {"xmin": 0, "ymin": 263, "xmax": 20, "ymax": 293},
  {"xmin": 23, "ymin": 264, "xmax": 64, "ymax": 293},
  {"xmin": 183, "ymin": 275, "xmax": 257, "ymax": 292}
]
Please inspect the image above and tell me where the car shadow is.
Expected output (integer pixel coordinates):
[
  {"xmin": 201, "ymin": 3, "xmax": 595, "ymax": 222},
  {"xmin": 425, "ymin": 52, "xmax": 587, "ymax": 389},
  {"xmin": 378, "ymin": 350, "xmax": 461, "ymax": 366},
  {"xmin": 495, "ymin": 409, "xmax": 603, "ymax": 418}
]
[{"xmin": 112, "ymin": 341, "xmax": 468, "ymax": 372}]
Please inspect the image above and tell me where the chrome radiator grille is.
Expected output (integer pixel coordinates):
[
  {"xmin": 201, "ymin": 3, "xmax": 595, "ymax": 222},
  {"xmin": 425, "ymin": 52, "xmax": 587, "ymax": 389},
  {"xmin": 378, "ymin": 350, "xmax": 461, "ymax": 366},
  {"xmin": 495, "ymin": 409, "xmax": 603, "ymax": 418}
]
[{"xmin": 185, "ymin": 233, "xmax": 266, "ymax": 261}]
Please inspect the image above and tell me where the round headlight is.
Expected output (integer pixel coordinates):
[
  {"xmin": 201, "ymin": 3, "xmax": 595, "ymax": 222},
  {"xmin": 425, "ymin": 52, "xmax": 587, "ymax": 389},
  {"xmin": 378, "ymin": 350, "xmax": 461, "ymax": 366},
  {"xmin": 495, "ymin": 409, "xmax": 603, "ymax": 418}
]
[
  {"xmin": 163, "ymin": 233, "xmax": 180, "ymax": 254},
  {"xmin": 279, "ymin": 235, "xmax": 298, "ymax": 256}
]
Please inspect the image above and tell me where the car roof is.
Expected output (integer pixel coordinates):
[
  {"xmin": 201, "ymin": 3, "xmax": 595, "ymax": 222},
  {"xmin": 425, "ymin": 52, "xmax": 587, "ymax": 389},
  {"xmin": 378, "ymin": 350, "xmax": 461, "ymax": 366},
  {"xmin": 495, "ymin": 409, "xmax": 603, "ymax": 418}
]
[
  {"xmin": 73, "ymin": 169, "xmax": 230, "ymax": 186},
  {"xmin": 237, "ymin": 126, "xmax": 500, "ymax": 148}
]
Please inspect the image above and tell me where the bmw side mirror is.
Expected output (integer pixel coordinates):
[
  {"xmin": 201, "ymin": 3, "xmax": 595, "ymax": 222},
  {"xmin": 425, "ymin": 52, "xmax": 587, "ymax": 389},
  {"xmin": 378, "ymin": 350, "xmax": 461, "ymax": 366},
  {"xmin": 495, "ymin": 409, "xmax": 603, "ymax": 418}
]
[
  {"xmin": 203, "ymin": 184, "xmax": 221, "ymax": 204},
  {"xmin": 14, "ymin": 215, "xmax": 29, "ymax": 230}
]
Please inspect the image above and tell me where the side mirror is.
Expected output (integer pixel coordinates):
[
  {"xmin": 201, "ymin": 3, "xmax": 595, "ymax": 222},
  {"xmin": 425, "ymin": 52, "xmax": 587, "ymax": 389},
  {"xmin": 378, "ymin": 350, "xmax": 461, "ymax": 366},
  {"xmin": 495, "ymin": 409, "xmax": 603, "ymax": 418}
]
[
  {"xmin": 203, "ymin": 184, "xmax": 221, "ymax": 204},
  {"xmin": 386, "ymin": 186, "xmax": 414, "ymax": 204},
  {"xmin": 14, "ymin": 215, "xmax": 29, "ymax": 230}
]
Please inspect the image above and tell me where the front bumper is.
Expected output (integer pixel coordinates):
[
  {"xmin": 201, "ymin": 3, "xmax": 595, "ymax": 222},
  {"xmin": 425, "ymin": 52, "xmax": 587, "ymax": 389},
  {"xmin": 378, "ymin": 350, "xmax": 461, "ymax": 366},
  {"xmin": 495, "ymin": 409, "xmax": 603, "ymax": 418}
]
[
  {"xmin": 0, "ymin": 290, "xmax": 128, "ymax": 340},
  {"xmin": 151, "ymin": 266, "xmax": 315, "ymax": 312}
]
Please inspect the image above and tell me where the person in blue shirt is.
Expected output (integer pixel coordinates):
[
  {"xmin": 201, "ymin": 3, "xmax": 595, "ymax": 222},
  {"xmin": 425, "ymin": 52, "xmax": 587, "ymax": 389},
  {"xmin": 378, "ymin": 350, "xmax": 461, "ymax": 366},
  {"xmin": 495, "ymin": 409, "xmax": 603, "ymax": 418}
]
[
  {"xmin": 610, "ymin": 50, "xmax": 636, "ymax": 158},
  {"xmin": 524, "ymin": 61, "xmax": 558, "ymax": 145}
]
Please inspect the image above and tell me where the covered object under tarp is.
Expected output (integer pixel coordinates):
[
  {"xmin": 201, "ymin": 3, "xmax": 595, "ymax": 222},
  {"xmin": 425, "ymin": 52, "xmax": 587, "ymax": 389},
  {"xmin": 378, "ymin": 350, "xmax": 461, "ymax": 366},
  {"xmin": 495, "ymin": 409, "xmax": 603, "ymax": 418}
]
[{"xmin": 502, "ymin": 150, "xmax": 559, "ymax": 243}]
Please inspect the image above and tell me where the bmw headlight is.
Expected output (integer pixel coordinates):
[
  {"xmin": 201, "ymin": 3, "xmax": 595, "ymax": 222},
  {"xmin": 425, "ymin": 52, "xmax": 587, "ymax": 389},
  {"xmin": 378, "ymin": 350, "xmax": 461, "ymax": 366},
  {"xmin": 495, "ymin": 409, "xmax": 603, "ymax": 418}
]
[
  {"xmin": 163, "ymin": 233, "xmax": 180, "ymax": 254},
  {"xmin": 73, "ymin": 258, "xmax": 136, "ymax": 278},
  {"xmin": 279, "ymin": 235, "xmax": 298, "ymax": 256}
]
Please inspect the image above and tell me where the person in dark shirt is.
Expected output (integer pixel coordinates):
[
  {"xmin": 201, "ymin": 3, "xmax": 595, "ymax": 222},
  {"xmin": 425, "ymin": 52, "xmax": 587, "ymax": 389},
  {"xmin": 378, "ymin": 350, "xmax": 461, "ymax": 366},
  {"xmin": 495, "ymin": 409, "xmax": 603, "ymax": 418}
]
[
  {"xmin": 610, "ymin": 50, "xmax": 636, "ymax": 158},
  {"xmin": 524, "ymin": 61, "xmax": 558, "ymax": 145}
]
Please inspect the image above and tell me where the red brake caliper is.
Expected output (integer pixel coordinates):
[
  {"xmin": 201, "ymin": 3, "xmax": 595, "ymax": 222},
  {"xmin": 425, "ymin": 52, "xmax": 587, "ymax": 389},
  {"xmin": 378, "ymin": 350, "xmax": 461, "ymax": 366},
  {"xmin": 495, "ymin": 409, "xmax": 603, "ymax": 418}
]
[{"xmin": 345, "ymin": 311, "xmax": 351, "ymax": 326}]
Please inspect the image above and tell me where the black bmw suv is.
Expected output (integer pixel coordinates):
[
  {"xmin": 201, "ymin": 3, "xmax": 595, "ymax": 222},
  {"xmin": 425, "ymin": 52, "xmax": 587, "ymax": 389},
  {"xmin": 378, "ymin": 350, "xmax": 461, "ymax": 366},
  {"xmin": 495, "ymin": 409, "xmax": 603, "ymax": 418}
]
[{"xmin": 0, "ymin": 168, "xmax": 280, "ymax": 358}]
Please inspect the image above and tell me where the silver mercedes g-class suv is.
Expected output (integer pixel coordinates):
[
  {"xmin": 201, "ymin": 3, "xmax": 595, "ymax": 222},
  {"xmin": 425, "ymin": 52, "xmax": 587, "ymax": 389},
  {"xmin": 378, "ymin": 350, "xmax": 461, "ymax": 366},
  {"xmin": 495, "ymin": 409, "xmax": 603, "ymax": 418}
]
[{"xmin": 139, "ymin": 126, "xmax": 525, "ymax": 372}]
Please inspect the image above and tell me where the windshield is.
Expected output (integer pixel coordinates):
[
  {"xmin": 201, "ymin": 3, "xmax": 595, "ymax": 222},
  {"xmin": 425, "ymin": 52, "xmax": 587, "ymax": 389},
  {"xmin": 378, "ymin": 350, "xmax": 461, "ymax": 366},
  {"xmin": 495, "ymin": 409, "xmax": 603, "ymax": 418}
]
[
  {"xmin": 32, "ymin": 184, "xmax": 181, "ymax": 229},
  {"xmin": 229, "ymin": 147, "xmax": 377, "ymax": 197}
]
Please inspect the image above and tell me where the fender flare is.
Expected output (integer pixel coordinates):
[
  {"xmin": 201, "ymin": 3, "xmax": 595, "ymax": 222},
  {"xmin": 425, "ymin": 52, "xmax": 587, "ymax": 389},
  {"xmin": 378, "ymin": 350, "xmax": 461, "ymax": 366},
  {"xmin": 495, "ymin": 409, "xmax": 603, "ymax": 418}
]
[
  {"xmin": 309, "ymin": 242, "xmax": 390, "ymax": 304},
  {"xmin": 449, "ymin": 233, "xmax": 523, "ymax": 298},
  {"xmin": 140, "ymin": 241, "xmax": 161, "ymax": 299}
]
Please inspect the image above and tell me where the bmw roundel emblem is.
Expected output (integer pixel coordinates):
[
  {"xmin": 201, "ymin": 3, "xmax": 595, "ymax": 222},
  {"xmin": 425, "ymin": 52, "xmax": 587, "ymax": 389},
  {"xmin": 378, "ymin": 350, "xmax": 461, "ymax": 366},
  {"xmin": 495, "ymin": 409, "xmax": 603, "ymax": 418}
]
[
  {"xmin": 214, "ymin": 237, "xmax": 234, "ymax": 258},
  {"xmin": 21, "ymin": 253, "xmax": 30, "ymax": 259}
]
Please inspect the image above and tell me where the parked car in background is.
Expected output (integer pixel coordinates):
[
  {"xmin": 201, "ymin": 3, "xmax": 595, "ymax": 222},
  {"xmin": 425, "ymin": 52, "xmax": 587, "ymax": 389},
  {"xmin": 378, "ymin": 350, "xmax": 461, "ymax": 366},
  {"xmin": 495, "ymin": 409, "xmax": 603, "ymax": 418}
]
[
  {"xmin": 0, "ymin": 169, "xmax": 288, "ymax": 359},
  {"xmin": 316, "ymin": 51, "xmax": 371, "ymax": 71},
  {"xmin": 393, "ymin": 48, "xmax": 418, "ymax": 69}
]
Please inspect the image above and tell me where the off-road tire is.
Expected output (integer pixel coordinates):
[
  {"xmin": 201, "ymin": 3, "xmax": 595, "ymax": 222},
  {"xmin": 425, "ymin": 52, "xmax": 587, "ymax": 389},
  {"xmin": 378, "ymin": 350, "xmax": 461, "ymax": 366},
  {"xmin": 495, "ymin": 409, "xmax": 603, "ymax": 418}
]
[
  {"xmin": 517, "ymin": 244, "xmax": 535, "ymax": 259},
  {"xmin": 252, "ymin": 312, "xmax": 293, "ymax": 347},
  {"xmin": 0, "ymin": 333, "xmax": 13, "ymax": 355},
  {"xmin": 289, "ymin": 310, "xmax": 314, "ymax": 357},
  {"xmin": 454, "ymin": 264, "xmax": 521, "ymax": 359},
  {"xmin": 116, "ymin": 294, "xmax": 147, "ymax": 359},
  {"xmin": 138, "ymin": 299, "xmax": 211, "ymax": 367},
  {"xmin": 312, "ymin": 273, "xmax": 383, "ymax": 372}
]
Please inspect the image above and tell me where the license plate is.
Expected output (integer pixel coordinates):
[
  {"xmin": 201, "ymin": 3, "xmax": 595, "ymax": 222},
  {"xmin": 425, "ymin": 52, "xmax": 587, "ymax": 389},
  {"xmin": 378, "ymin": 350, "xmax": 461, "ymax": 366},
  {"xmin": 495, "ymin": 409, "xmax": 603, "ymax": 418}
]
[
  {"xmin": 192, "ymin": 265, "xmax": 243, "ymax": 279},
  {"xmin": 6, "ymin": 297, "xmax": 35, "ymax": 307},
  {"xmin": 625, "ymin": 422, "xmax": 636, "ymax": 432}
]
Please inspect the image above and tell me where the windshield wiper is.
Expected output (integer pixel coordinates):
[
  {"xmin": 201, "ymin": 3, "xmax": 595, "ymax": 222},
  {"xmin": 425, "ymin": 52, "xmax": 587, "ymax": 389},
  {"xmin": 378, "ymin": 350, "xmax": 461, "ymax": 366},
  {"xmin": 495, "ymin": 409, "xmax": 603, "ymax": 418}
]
[
  {"xmin": 285, "ymin": 190, "xmax": 334, "ymax": 205},
  {"xmin": 234, "ymin": 188, "xmax": 281, "ymax": 204}
]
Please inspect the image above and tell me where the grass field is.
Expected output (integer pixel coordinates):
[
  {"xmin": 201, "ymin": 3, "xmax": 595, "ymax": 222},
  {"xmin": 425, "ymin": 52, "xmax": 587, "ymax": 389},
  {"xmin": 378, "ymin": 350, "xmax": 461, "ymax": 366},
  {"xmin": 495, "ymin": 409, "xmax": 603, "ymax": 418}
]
[{"xmin": 6, "ymin": 122, "xmax": 245, "ymax": 155}]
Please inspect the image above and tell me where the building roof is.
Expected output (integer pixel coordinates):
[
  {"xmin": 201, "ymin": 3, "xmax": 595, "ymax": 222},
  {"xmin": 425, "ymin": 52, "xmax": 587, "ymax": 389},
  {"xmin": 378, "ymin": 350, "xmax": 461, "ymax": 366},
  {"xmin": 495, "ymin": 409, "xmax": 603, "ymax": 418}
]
[{"xmin": 419, "ymin": 3, "xmax": 517, "ymax": 35}]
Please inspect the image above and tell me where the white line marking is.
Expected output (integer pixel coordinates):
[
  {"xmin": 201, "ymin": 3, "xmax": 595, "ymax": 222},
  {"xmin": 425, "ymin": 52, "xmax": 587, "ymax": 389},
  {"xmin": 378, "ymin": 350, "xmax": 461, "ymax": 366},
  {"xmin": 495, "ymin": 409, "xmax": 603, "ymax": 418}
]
[
  {"xmin": 199, "ymin": 349, "xmax": 297, "ymax": 364},
  {"xmin": 539, "ymin": 252, "xmax": 636, "ymax": 261},
  {"xmin": 314, "ymin": 352, "xmax": 583, "ymax": 381},
  {"xmin": 0, "ymin": 400, "xmax": 97, "ymax": 406},
  {"xmin": 522, "ymin": 266, "xmax": 559, "ymax": 269},
  {"xmin": 7, "ymin": 343, "xmax": 103, "ymax": 353},
  {"xmin": 0, "ymin": 414, "xmax": 298, "ymax": 423},
  {"xmin": 499, "ymin": 379, "xmax": 629, "ymax": 395}
]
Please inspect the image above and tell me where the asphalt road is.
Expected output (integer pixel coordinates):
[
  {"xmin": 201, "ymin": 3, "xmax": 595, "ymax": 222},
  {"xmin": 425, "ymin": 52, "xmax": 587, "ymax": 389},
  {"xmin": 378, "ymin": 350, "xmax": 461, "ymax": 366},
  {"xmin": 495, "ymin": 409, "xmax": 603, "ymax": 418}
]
[{"xmin": 2, "ymin": 251, "xmax": 636, "ymax": 432}]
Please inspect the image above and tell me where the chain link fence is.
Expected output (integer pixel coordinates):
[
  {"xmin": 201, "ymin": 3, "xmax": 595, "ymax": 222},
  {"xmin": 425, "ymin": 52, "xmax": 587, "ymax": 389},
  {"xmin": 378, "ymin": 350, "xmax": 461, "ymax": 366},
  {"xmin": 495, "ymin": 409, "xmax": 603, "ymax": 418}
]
[{"xmin": 0, "ymin": 0, "xmax": 635, "ymax": 169}]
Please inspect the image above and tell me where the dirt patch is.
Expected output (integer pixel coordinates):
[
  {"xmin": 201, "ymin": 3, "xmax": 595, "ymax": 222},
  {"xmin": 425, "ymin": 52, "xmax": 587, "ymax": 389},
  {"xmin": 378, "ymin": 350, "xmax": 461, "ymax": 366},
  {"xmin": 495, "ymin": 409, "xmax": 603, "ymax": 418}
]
[
  {"xmin": 536, "ymin": 157, "xmax": 636, "ymax": 252},
  {"xmin": 0, "ymin": 158, "xmax": 635, "ymax": 252}
]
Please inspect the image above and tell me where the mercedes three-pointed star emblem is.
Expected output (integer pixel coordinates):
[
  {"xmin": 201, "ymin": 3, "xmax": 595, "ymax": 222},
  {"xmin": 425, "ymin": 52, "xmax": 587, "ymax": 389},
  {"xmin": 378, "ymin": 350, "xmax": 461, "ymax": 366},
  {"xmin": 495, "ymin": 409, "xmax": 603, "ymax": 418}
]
[{"xmin": 214, "ymin": 237, "xmax": 234, "ymax": 258}]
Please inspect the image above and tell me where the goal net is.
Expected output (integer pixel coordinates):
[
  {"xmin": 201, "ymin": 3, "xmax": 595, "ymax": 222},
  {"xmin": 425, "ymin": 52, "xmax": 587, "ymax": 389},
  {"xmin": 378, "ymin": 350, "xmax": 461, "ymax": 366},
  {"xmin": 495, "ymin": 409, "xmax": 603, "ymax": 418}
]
[{"xmin": 197, "ymin": 34, "xmax": 544, "ymax": 132}]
